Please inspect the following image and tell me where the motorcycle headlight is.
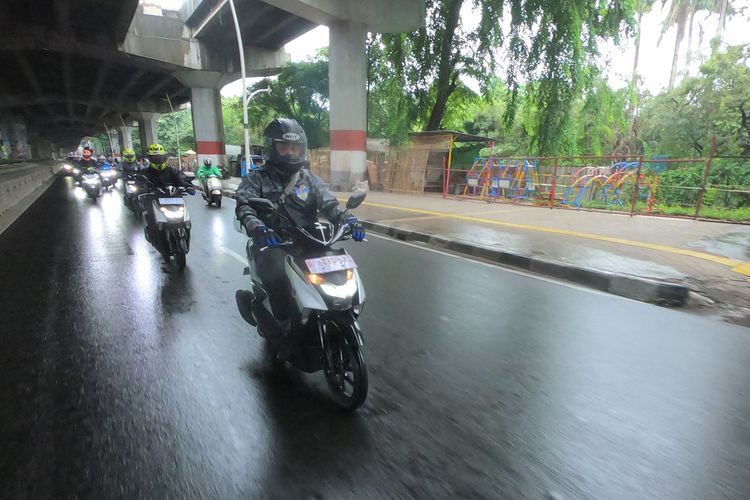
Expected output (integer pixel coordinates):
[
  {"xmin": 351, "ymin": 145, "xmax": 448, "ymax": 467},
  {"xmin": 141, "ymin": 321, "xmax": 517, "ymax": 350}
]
[
  {"xmin": 83, "ymin": 177, "xmax": 100, "ymax": 185},
  {"xmin": 308, "ymin": 273, "xmax": 325, "ymax": 285},
  {"xmin": 63, "ymin": 164, "xmax": 72, "ymax": 170},
  {"xmin": 320, "ymin": 280, "xmax": 357, "ymax": 299},
  {"xmin": 160, "ymin": 207, "xmax": 185, "ymax": 219}
]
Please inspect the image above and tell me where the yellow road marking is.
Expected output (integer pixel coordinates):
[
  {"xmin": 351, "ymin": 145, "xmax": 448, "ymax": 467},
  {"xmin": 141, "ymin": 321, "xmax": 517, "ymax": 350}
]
[
  {"xmin": 378, "ymin": 208, "xmax": 505, "ymax": 224},
  {"xmin": 343, "ymin": 198, "xmax": 750, "ymax": 275},
  {"xmin": 731, "ymin": 261, "xmax": 750, "ymax": 277}
]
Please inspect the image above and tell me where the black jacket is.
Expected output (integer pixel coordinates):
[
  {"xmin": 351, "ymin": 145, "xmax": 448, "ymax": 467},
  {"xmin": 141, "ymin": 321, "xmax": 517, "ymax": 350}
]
[
  {"xmin": 235, "ymin": 164, "xmax": 342, "ymax": 232},
  {"xmin": 121, "ymin": 160, "xmax": 140, "ymax": 174},
  {"xmin": 142, "ymin": 166, "xmax": 191, "ymax": 190},
  {"xmin": 78, "ymin": 158, "xmax": 97, "ymax": 171}
]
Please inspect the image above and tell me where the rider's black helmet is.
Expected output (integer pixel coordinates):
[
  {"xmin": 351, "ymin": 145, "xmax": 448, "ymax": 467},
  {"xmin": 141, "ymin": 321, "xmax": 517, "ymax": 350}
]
[
  {"xmin": 203, "ymin": 159, "xmax": 212, "ymax": 167},
  {"xmin": 263, "ymin": 118, "xmax": 308, "ymax": 177}
]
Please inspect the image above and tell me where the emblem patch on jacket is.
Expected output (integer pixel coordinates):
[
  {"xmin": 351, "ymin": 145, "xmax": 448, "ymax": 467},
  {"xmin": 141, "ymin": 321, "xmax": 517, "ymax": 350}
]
[{"xmin": 295, "ymin": 184, "xmax": 309, "ymax": 201}]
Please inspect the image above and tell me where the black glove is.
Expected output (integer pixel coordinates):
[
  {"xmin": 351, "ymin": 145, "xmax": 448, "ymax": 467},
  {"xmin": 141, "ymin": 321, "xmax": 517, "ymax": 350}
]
[{"xmin": 252, "ymin": 225, "xmax": 283, "ymax": 247}]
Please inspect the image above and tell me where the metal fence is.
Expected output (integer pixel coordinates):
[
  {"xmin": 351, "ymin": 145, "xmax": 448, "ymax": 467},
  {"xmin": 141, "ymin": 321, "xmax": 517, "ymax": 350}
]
[{"xmin": 421, "ymin": 152, "xmax": 750, "ymax": 223}]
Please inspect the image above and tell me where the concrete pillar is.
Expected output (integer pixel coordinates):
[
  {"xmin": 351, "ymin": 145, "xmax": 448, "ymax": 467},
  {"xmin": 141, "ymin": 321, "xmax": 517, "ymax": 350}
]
[
  {"xmin": 135, "ymin": 113, "xmax": 160, "ymax": 156},
  {"xmin": 10, "ymin": 121, "xmax": 30, "ymax": 159},
  {"xmin": 118, "ymin": 125, "xmax": 133, "ymax": 152},
  {"xmin": 190, "ymin": 87, "xmax": 226, "ymax": 168},
  {"xmin": 329, "ymin": 21, "xmax": 368, "ymax": 190}
]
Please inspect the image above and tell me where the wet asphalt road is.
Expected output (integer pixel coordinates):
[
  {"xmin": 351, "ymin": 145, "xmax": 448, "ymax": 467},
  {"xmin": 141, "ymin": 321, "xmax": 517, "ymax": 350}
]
[{"xmin": 1, "ymin": 177, "xmax": 749, "ymax": 499}]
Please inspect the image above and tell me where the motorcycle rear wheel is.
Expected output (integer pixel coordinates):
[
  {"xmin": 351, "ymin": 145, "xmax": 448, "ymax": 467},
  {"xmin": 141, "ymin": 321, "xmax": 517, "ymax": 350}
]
[{"xmin": 323, "ymin": 324, "xmax": 368, "ymax": 411}]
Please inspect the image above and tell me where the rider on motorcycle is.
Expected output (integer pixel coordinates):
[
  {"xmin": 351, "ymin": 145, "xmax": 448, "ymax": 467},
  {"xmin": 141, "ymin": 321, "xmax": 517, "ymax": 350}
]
[
  {"xmin": 121, "ymin": 148, "xmax": 140, "ymax": 177},
  {"xmin": 235, "ymin": 118, "xmax": 366, "ymax": 329},
  {"xmin": 140, "ymin": 143, "xmax": 195, "ymax": 243},
  {"xmin": 120, "ymin": 148, "xmax": 140, "ymax": 204},
  {"xmin": 76, "ymin": 147, "xmax": 97, "ymax": 183},
  {"xmin": 96, "ymin": 155, "xmax": 108, "ymax": 169},
  {"xmin": 196, "ymin": 159, "xmax": 222, "ymax": 193}
]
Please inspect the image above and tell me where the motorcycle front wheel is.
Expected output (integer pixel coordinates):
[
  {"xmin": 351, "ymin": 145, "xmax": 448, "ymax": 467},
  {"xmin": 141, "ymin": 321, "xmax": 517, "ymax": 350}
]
[
  {"xmin": 175, "ymin": 251, "xmax": 186, "ymax": 271},
  {"xmin": 323, "ymin": 323, "xmax": 368, "ymax": 411}
]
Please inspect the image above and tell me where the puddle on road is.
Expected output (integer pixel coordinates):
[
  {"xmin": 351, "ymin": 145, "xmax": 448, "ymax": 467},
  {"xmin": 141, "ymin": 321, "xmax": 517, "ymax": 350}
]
[
  {"xmin": 688, "ymin": 230, "xmax": 750, "ymax": 261},
  {"xmin": 555, "ymin": 247, "xmax": 686, "ymax": 280}
]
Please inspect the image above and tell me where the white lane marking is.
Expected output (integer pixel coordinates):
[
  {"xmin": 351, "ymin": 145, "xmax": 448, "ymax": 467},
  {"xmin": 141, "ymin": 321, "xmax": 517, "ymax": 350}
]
[
  {"xmin": 366, "ymin": 232, "xmax": 629, "ymax": 301},
  {"xmin": 219, "ymin": 245, "xmax": 247, "ymax": 265}
]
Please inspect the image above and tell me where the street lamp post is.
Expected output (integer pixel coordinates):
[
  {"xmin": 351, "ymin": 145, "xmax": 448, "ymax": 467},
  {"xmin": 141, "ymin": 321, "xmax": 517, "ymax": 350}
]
[
  {"xmin": 227, "ymin": 0, "xmax": 251, "ymax": 180},
  {"xmin": 229, "ymin": 0, "xmax": 271, "ymax": 175},
  {"xmin": 244, "ymin": 88, "xmax": 271, "ymax": 168}
]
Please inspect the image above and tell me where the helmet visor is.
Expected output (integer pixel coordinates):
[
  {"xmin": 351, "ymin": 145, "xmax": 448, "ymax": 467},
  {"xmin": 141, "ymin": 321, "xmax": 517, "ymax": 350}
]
[
  {"xmin": 149, "ymin": 155, "xmax": 168, "ymax": 167},
  {"xmin": 272, "ymin": 137, "xmax": 307, "ymax": 166}
]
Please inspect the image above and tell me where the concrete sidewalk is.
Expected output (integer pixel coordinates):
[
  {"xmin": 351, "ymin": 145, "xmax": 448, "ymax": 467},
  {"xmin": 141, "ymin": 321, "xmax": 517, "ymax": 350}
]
[{"xmin": 222, "ymin": 177, "xmax": 750, "ymax": 322}]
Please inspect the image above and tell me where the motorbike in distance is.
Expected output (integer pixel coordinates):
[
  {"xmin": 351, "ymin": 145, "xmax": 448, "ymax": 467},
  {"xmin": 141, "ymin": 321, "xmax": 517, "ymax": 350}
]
[
  {"xmin": 137, "ymin": 175, "xmax": 195, "ymax": 271},
  {"xmin": 234, "ymin": 191, "xmax": 369, "ymax": 411},
  {"xmin": 80, "ymin": 171, "xmax": 103, "ymax": 201},
  {"xmin": 99, "ymin": 168, "xmax": 117, "ymax": 190},
  {"xmin": 122, "ymin": 173, "xmax": 142, "ymax": 219},
  {"xmin": 201, "ymin": 174, "xmax": 223, "ymax": 207}
]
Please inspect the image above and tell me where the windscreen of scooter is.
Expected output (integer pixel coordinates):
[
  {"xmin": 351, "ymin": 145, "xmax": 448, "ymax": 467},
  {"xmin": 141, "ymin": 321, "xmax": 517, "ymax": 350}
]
[{"xmin": 297, "ymin": 222, "xmax": 336, "ymax": 245}]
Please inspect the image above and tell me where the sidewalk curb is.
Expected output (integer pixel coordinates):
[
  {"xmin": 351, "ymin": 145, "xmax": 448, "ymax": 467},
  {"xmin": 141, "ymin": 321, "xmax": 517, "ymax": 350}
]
[{"xmin": 360, "ymin": 221, "xmax": 690, "ymax": 307}]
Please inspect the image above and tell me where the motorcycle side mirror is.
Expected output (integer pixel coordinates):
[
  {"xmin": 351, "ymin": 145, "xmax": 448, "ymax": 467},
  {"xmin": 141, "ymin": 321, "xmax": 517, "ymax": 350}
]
[{"xmin": 346, "ymin": 191, "xmax": 366, "ymax": 209}]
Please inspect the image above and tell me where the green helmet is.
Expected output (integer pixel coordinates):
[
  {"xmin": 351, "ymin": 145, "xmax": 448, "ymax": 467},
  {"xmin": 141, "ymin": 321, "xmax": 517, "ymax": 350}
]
[
  {"xmin": 147, "ymin": 143, "xmax": 167, "ymax": 170},
  {"xmin": 122, "ymin": 148, "xmax": 136, "ymax": 163}
]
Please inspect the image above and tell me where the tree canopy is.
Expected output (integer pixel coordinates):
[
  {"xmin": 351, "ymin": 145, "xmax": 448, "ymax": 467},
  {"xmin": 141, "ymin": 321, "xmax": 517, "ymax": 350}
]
[{"xmin": 369, "ymin": 0, "xmax": 635, "ymax": 154}]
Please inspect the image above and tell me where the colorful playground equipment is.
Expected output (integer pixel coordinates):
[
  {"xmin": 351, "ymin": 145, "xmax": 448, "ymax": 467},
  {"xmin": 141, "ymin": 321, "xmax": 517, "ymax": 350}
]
[
  {"xmin": 463, "ymin": 157, "xmax": 541, "ymax": 201},
  {"xmin": 559, "ymin": 161, "xmax": 658, "ymax": 210}
]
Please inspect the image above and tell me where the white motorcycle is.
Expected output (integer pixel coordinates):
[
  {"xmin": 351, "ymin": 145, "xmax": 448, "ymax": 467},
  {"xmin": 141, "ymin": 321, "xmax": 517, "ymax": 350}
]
[
  {"xmin": 202, "ymin": 174, "xmax": 223, "ymax": 207},
  {"xmin": 234, "ymin": 192, "xmax": 369, "ymax": 410}
]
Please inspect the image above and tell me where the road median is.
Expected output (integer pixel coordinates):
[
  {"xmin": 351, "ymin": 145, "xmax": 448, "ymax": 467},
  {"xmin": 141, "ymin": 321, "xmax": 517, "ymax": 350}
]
[{"xmin": 0, "ymin": 162, "xmax": 60, "ymax": 236}]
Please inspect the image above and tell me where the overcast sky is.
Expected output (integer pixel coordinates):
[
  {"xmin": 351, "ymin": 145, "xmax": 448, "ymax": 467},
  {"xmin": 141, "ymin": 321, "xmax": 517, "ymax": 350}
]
[{"xmin": 147, "ymin": 0, "xmax": 750, "ymax": 98}]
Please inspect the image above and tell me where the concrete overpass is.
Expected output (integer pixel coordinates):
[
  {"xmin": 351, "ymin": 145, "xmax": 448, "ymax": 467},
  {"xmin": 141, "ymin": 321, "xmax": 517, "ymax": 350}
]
[{"xmin": 0, "ymin": 0, "xmax": 423, "ymax": 188}]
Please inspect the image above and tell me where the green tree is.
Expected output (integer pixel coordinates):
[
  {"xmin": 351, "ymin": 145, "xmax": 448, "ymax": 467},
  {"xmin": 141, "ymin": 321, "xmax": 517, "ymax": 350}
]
[
  {"xmin": 248, "ymin": 52, "xmax": 330, "ymax": 149},
  {"xmin": 157, "ymin": 108, "xmax": 194, "ymax": 156},
  {"xmin": 658, "ymin": 0, "xmax": 692, "ymax": 89},
  {"xmin": 373, "ymin": 0, "xmax": 634, "ymax": 155},
  {"xmin": 640, "ymin": 44, "xmax": 750, "ymax": 157}
]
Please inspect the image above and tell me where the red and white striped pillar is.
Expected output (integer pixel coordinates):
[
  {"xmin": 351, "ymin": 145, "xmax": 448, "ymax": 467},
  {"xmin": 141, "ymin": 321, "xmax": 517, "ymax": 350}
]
[
  {"xmin": 329, "ymin": 20, "xmax": 368, "ymax": 190},
  {"xmin": 190, "ymin": 87, "xmax": 226, "ymax": 168}
]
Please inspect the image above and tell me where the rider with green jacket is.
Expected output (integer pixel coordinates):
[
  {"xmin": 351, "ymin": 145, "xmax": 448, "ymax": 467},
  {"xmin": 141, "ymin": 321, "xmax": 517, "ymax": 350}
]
[{"xmin": 197, "ymin": 159, "xmax": 222, "ymax": 191}]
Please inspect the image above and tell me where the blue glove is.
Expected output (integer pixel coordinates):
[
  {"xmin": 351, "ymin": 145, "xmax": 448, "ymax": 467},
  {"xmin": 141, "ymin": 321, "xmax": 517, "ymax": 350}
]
[
  {"xmin": 253, "ymin": 226, "xmax": 284, "ymax": 247},
  {"xmin": 186, "ymin": 187, "xmax": 196, "ymax": 195},
  {"xmin": 345, "ymin": 216, "xmax": 365, "ymax": 242}
]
